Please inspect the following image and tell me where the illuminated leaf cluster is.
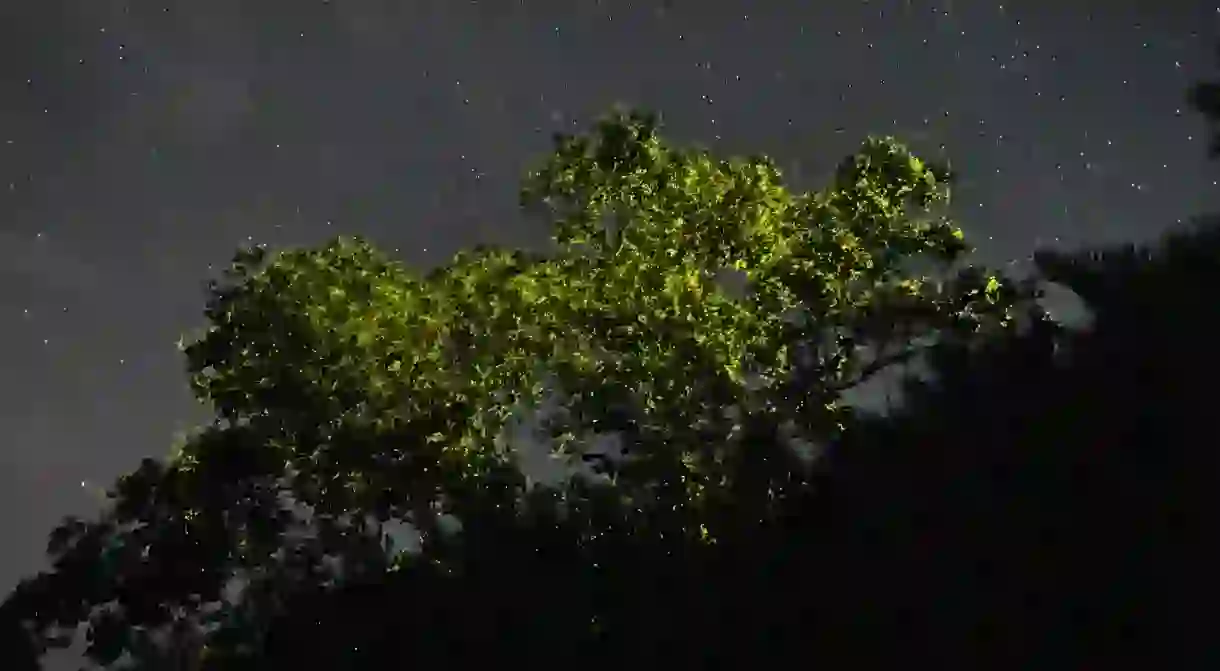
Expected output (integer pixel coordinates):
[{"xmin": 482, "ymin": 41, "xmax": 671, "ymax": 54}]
[{"xmin": 178, "ymin": 107, "xmax": 1025, "ymax": 547}]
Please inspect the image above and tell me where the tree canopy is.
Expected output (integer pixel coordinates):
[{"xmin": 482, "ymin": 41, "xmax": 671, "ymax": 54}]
[
  {"xmin": 3, "ymin": 107, "xmax": 1038, "ymax": 669},
  {"xmin": 8, "ymin": 53, "xmax": 1220, "ymax": 668},
  {"xmin": 35, "ymin": 73, "xmax": 1220, "ymax": 664}
]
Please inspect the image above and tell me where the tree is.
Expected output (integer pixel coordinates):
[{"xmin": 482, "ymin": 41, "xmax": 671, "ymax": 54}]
[
  {"xmin": 3, "ymin": 107, "xmax": 1028, "ymax": 669},
  {"xmin": 1189, "ymin": 44, "xmax": 1220, "ymax": 155},
  {"xmin": 805, "ymin": 222, "xmax": 1220, "ymax": 664},
  {"xmin": 793, "ymin": 59, "xmax": 1220, "ymax": 665}
]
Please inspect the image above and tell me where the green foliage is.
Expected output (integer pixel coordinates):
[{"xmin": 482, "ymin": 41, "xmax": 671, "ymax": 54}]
[
  {"xmin": 184, "ymin": 107, "xmax": 1020, "ymax": 540},
  {"xmin": 4, "ymin": 106, "xmax": 1030, "ymax": 669}
]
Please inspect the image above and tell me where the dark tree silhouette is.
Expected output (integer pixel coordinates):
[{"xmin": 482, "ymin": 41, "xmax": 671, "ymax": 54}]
[
  {"xmin": 808, "ymin": 215, "xmax": 1220, "ymax": 666},
  {"xmin": 1189, "ymin": 44, "xmax": 1220, "ymax": 154}
]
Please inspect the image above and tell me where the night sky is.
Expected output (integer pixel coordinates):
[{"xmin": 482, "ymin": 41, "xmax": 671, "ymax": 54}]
[{"xmin": 2, "ymin": 0, "xmax": 1217, "ymax": 602}]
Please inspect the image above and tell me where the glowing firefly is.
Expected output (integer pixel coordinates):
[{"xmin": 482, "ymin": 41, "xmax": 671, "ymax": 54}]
[{"xmin": 80, "ymin": 479, "xmax": 109, "ymax": 503}]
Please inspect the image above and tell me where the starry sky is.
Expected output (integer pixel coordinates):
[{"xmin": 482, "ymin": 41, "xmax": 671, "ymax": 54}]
[{"xmin": 2, "ymin": 0, "xmax": 1217, "ymax": 599}]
